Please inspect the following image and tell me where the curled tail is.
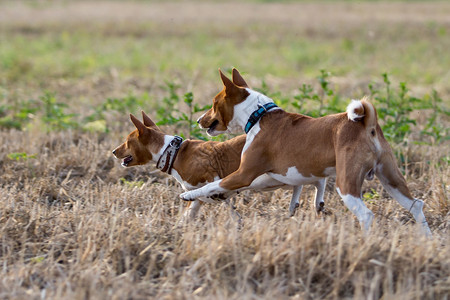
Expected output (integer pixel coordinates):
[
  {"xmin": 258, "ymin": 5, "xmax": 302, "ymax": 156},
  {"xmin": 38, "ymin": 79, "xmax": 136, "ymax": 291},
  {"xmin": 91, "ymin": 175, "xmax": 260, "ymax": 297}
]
[
  {"xmin": 346, "ymin": 96, "xmax": 377, "ymax": 129},
  {"xmin": 347, "ymin": 97, "xmax": 381, "ymax": 155}
]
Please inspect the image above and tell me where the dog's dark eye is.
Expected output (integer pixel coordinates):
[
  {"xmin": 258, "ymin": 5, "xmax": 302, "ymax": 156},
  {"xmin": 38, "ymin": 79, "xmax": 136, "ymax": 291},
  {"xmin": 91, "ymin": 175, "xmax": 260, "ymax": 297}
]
[{"xmin": 371, "ymin": 129, "xmax": 375, "ymax": 136}]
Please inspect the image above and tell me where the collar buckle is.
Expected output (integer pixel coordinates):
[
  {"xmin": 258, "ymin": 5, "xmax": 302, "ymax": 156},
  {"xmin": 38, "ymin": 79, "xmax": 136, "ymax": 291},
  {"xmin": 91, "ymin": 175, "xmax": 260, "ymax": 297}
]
[
  {"xmin": 258, "ymin": 103, "xmax": 267, "ymax": 112},
  {"xmin": 169, "ymin": 135, "xmax": 183, "ymax": 149},
  {"xmin": 156, "ymin": 136, "xmax": 183, "ymax": 174}
]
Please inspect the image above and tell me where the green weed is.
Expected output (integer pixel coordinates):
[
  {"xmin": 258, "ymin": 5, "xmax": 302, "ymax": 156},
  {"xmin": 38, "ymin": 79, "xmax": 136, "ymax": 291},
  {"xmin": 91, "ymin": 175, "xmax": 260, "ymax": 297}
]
[
  {"xmin": 7, "ymin": 152, "xmax": 37, "ymax": 161},
  {"xmin": 155, "ymin": 82, "xmax": 212, "ymax": 140},
  {"xmin": 84, "ymin": 94, "xmax": 150, "ymax": 133},
  {"xmin": 363, "ymin": 189, "xmax": 380, "ymax": 204},
  {"xmin": 419, "ymin": 90, "xmax": 450, "ymax": 145},
  {"xmin": 86, "ymin": 94, "xmax": 149, "ymax": 122},
  {"xmin": 0, "ymin": 98, "xmax": 40, "ymax": 130},
  {"xmin": 41, "ymin": 92, "xmax": 78, "ymax": 131},
  {"xmin": 369, "ymin": 74, "xmax": 418, "ymax": 144},
  {"xmin": 290, "ymin": 70, "xmax": 343, "ymax": 117},
  {"xmin": 0, "ymin": 71, "xmax": 446, "ymax": 152},
  {"xmin": 120, "ymin": 177, "xmax": 145, "ymax": 189}
]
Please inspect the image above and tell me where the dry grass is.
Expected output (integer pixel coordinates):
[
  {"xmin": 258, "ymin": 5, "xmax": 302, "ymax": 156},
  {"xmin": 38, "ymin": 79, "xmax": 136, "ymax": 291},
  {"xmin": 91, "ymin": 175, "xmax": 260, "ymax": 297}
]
[
  {"xmin": 0, "ymin": 126, "xmax": 449, "ymax": 299},
  {"xmin": 0, "ymin": 1, "xmax": 449, "ymax": 299}
]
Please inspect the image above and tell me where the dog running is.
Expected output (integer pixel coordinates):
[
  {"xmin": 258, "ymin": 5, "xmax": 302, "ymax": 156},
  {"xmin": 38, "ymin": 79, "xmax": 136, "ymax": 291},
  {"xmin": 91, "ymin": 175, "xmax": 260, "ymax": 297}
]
[{"xmin": 180, "ymin": 68, "xmax": 431, "ymax": 236}]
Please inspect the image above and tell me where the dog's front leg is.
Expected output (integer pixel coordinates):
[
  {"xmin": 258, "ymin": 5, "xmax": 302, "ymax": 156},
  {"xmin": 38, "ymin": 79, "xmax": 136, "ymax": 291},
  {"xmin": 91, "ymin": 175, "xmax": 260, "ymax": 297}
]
[
  {"xmin": 181, "ymin": 153, "xmax": 269, "ymax": 201},
  {"xmin": 180, "ymin": 180, "xmax": 227, "ymax": 201}
]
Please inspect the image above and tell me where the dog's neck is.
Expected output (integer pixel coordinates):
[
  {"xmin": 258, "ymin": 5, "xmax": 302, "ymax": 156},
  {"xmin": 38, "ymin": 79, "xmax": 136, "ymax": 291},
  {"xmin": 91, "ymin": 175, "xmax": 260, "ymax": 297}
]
[
  {"xmin": 228, "ymin": 89, "xmax": 278, "ymax": 134},
  {"xmin": 156, "ymin": 135, "xmax": 183, "ymax": 173},
  {"xmin": 150, "ymin": 134, "xmax": 176, "ymax": 164}
]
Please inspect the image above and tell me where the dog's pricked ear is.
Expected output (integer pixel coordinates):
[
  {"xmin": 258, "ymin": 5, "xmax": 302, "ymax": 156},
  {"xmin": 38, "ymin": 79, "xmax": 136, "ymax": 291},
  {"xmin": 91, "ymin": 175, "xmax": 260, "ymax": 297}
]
[
  {"xmin": 219, "ymin": 69, "xmax": 235, "ymax": 90},
  {"xmin": 232, "ymin": 68, "xmax": 248, "ymax": 88},
  {"xmin": 130, "ymin": 114, "xmax": 147, "ymax": 135},
  {"xmin": 219, "ymin": 69, "xmax": 241, "ymax": 96},
  {"xmin": 142, "ymin": 111, "xmax": 158, "ymax": 128}
]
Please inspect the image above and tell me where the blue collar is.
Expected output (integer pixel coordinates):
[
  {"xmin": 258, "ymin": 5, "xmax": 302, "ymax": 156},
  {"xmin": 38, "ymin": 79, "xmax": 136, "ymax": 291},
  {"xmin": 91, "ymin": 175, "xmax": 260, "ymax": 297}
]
[{"xmin": 244, "ymin": 102, "xmax": 278, "ymax": 133}]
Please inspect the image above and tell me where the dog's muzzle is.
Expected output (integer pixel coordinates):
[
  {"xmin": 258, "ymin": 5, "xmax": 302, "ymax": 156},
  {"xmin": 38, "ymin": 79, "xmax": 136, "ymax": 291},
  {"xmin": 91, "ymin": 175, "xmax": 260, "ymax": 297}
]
[
  {"xmin": 206, "ymin": 120, "xmax": 219, "ymax": 135},
  {"xmin": 121, "ymin": 155, "xmax": 133, "ymax": 167},
  {"xmin": 197, "ymin": 113, "xmax": 206, "ymax": 127}
]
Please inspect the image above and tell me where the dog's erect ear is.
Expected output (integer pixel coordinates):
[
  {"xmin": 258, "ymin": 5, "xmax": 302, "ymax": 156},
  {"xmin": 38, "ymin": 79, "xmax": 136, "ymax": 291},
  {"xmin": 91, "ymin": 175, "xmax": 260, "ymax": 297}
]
[
  {"xmin": 219, "ymin": 69, "xmax": 244, "ymax": 95},
  {"xmin": 141, "ymin": 111, "xmax": 158, "ymax": 128},
  {"xmin": 219, "ymin": 69, "xmax": 235, "ymax": 90},
  {"xmin": 130, "ymin": 114, "xmax": 147, "ymax": 135},
  {"xmin": 232, "ymin": 68, "xmax": 248, "ymax": 88}
]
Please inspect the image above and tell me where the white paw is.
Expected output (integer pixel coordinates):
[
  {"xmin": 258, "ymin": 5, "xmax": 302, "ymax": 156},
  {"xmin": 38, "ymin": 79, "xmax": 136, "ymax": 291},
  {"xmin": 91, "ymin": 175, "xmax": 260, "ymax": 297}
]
[{"xmin": 180, "ymin": 191, "xmax": 195, "ymax": 201}]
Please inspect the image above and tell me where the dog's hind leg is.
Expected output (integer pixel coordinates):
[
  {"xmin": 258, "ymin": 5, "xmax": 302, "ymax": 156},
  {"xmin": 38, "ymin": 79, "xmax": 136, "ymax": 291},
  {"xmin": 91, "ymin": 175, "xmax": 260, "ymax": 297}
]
[
  {"xmin": 375, "ymin": 152, "xmax": 432, "ymax": 236},
  {"xmin": 289, "ymin": 185, "xmax": 303, "ymax": 216},
  {"xmin": 313, "ymin": 178, "xmax": 327, "ymax": 214},
  {"xmin": 336, "ymin": 152, "xmax": 374, "ymax": 234},
  {"xmin": 336, "ymin": 187, "xmax": 374, "ymax": 234}
]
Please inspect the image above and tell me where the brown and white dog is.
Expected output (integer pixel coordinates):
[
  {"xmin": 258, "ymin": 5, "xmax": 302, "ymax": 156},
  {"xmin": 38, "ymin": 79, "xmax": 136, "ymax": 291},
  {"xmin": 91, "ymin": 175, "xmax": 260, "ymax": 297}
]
[
  {"xmin": 180, "ymin": 69, "xmax": 431, "ymax": 235},
  {"xmin": 112, "ymin": 112, "xmax": 326, "ymax": 220}
]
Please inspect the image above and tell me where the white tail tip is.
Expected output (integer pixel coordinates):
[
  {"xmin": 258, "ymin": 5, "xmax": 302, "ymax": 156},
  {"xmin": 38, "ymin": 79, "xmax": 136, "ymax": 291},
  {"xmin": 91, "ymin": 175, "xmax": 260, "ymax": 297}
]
[{"xmin": 346, "ymin": 100, "xmax": 364, "ymax": 122}]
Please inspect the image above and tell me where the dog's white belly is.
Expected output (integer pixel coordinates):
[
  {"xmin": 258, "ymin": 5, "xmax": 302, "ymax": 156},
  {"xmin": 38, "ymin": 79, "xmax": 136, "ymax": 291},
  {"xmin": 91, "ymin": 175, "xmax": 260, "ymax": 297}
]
[
  {"xmin": 244, "ymin": 173, "xmax": 286, "ymax": 191},
  {"xmin": 268, "ymin": 166, "xmax": 324, "ymax": 186}
]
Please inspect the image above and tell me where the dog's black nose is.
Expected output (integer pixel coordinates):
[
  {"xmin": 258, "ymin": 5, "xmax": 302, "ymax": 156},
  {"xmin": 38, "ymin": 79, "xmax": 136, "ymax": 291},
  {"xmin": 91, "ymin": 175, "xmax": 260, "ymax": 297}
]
[{"xmin": 112, "ymin": 149, "xmax": 116, "ymax": 155}]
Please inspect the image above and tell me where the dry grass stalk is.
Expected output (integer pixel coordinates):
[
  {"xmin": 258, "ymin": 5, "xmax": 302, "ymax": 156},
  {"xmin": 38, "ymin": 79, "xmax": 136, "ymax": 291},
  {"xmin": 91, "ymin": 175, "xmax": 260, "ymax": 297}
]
[{"xmin": 0, "ymin": 130, "xmax": 448, "ymax": 299}]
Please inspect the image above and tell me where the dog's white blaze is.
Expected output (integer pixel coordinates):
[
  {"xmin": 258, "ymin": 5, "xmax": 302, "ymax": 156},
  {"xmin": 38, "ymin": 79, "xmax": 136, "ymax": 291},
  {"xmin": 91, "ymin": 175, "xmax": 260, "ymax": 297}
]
[
  {"xmin": 268, "ymin": 166, "xmax": 323, "ymax": 186},
  {"xmin": 346, "ymin": 100, "xmax": 364, "ymax": 121},
  {"xmin": 336, "ymin": 187, "xmax": 374, "ymax": 234}
]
